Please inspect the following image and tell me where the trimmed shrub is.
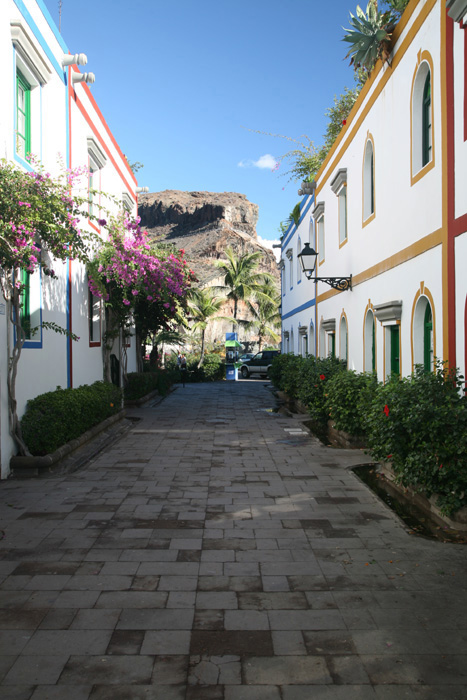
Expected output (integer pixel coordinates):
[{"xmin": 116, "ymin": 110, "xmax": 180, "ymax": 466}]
[
  {"xmin": 125, "ymin": 372, "xmax": 159, "ymax": 400},
  {"xmin": 326, "ymin": 370, "xmax": 378, "ymax": 436},
  {"xmin": 187, "ymin": 354, "xmax": 225, "ymax": 382},
  {"xmin": 21, "ymin": 381, "xmax": 122, "ymax": 456},
  {"xmin": 365, "ymin": 363, "xmax": 467, "ymax": 515}
]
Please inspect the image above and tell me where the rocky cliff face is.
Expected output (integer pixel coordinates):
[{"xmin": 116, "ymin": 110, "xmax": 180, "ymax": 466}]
[
  {"xmin": 138, "ymin": 190, "xmax": 280, "ymax": 350},
  {"xmin": 138, "ymin": 190, "xmax": 278, "ymax": 286}
]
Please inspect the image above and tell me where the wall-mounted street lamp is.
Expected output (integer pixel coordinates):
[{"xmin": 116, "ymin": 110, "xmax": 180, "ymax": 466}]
[{"xmin": 297, "ymin": 242, "xmax": 352, "ymax": 291}]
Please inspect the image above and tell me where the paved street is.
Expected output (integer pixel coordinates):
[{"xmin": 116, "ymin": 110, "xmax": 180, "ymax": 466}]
[{"xmin": 0, "ymin": 380, "xmax": 466, "ymax": 699}]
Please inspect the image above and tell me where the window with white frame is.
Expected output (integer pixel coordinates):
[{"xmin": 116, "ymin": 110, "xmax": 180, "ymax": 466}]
[
  {"xmin": 11, "ymin": 20, "xmax": 52, "ymax": 163},
  {"xmin": 87, "ymin": 137, "xmax": 107, "ymax": 218},
  {"xmin": 339, "ymin": 316, "xmax": 348, "ymax": 364},
  {"xmin": 299, "ymin": 326, "xmax": 308, "ymax": 357},
  {"xmin": 313, "ymin": 201, "xmax": 325, "ymax": 264},
  {"xmin": 331, "ymin": 169, "xmax": 348, "ymax": 245},
  {"xmin": 364, "ymin": 309, "xmax": 376, "ymax": 372},
  {"xmin": 412, "ymin": 59, "xmax": 434, "ymax": 178},
  {"xmin": 20, "ymin": 267, "xmax": 42, "ymax": 346},
  {"xmin": 297, "ymin": 236, "xmax": 302, "ymax": 282},
  {"xmin": 122, "ymin": 192, "xmax": 134, "ymax": 214},
  {"xmin": 309, "ymin": 323, "xmax": 315, "ymax": 357},
  {"xmin": 413, "ymin": 295, "xmax": 434, "ymax": 372},
  {"xmin": 89, "ymin": 287, "xmax": 101, "ymax": 346},
  {"xmin": 363, "ymin": 138, "xmax": 375, "ymax": 222},
  {"xmin": 374, "ymin": 300, "xmax": 402, "ymax": 379},
  {"xmin": 286, "ymin": 248, "xmax": 293, "ymax": 289}
]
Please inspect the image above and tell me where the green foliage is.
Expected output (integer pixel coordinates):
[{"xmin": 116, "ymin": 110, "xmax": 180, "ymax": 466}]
[
  {"xmin": 342, "ymin": 1, "xmax": 398, "ymax": 75},
  {"xmin": 296, "ymin": 356, "xmax": 347, "ymax": 425},
  {"xmin": 382, "ymin": 0, "xmax": 409, "ymax": 14},
  {"xmin": 185, "ymin": 353, "xmax": 225, "ymax": 382},
  {"xmin": 246, "ymin": 278, "xmax": 281, "ymax": 351},
  {"xmin": 326, "ymin": 370, "xmax": 378, "ymax": 435},
  {"xmin": 269, "ymin": 354, "xmax": 345, "ymax": 426},
  {"xmin": 214, "ymin": 246, "xmax": 274, "ymax": 321},
  {"xmin": 365, "ymin": 363, "xmax": 467, "ymax": 515},
  {"xmin": 125, "ymin": 371, "xmax": 157, "ymax": 399},
  {"xmin": 21, "ymin": 381, "xmax": 122, "ymax": 456}
]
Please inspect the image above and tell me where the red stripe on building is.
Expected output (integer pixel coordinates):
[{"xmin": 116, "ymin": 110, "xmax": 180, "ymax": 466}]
[{"xmin": 446, "ymin": 12, "xmax": 457, "ymax": 368}]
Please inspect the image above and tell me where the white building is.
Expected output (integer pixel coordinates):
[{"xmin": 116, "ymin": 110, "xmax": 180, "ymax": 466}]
[
  {"xmin": 0, "ymin": 0, "xmax": 140, "ymax": 476},
  {"xmin": 281, "ymin": 0, "xmax": 467, "ymax": 385}
]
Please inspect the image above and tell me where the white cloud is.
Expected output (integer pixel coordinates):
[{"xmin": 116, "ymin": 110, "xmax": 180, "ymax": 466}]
[
  {"xmin": 238, "ymin": 154, "xmax": 278, "ymax": 171},
  {"xmin": 257, "ymin": 236, "xmax": 281, "ymax": 262}
]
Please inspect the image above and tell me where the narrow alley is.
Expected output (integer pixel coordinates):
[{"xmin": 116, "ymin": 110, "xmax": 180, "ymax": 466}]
[{"xmin": 0, "ymin": 381, "xmax": 466, "ymax": 699}]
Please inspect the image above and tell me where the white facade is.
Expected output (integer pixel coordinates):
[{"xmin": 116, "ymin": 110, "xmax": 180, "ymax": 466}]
[
  {"xmin": 280, "ymin": 196, "xmax": 317, "ymax": 357},
  {"xmin": 280, "ymin": 0, "xmax": 467, "ymax": 386},
  {"xmin": 0, "ymin": 0, "xmax": 139, "ymax": 476}
]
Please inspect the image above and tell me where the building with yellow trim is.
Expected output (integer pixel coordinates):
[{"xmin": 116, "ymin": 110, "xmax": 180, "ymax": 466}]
[{"xmin": 281, "ymin": 0, "xmax": 467, "ymax": 384}]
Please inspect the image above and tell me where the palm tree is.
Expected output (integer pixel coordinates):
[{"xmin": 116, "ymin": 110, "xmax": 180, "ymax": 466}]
[
  {"xmin": 188, "ymin": 287, "xmax": 230, "ymax": 368},
  {"xmin": 247, "ymin": 279, "xmax": 281, "ymax": 351},
  {"xmin": 214, "ymin": 246, "xmax": 275, "ymax": 328}
]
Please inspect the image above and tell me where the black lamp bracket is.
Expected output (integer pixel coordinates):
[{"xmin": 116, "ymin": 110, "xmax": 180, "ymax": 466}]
[{"xmin": 305, "ymin": 274, "xmax": 352, "ymax": 291}]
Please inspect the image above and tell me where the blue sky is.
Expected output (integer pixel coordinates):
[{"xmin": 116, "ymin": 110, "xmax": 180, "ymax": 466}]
[{"xmin": 44, "ymin": 0, "xmax": 362, "ymax": 247}]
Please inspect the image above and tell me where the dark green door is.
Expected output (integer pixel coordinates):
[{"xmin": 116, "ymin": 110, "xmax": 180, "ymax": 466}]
[{"xmin": 390, "ymin": 325, "xmax": 400, "ymax": 376}]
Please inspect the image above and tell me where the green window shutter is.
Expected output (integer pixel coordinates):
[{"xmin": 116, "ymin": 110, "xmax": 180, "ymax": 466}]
[
  {"xmin": 422, "ymin": 72, "xmax": 432, "ymax": 167},
  {"xmin": 424, "ymin": 304, "xmax": 433, "ymax": 372},
  {"xmin": 16, "ymin": 71, "xmax": 31, "ymax": 159},
  {"xmin": 329, "ymin": 333, "xmax": 335, "ymax": 358},
  {"xmin": 390, "ymin": 325, "xmax": 400, "ymax": 376}
]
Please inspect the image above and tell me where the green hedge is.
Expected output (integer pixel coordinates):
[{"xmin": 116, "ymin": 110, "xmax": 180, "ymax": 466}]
[
  {"xmin": 270, "ymin": 354, "xmax": 467, "ymax": 515},
  {"xmin": 365, "ymin": 363, "xmax": 467, "ymax": 515},
  {"xmin": 21, "ymin": 381, "xmax": 122, "ymax": 456},
  {"xmin": 125, "ymin": 370, "xmax": 173, "ymax": 400}
]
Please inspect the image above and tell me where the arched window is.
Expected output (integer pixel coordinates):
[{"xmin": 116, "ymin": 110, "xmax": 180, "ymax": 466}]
[
  {"xmin": 422, "ymin": 72, "xmax": 432, "ymax": 167},
  {"xmin": 423, "ymin": 303, "xmax": 433, "ymax": 371},
  {"xmin": 363, "ymin": 137, "xmax": 375, "ymax": 223},
  {"xmin": 411, "ymin": 55, "xmax": 434, "ymax": 181},
  {"xmin": 319, "ymin": 323, "xmax": 326, "ymax": 358},
  {"xmin": 339, "ymin": 316, "xmax": 348, "ymax": 365},
  {"xmin": 412, "ymin": 293, "xmax": 435, "ymax": 371},
  {"xmin": 309, "ymin": 323, "xmax": 315, "ymax": 357},
  {"xmin": 364, "ymin": 309, "xmax": 376, "ymax": 372}
]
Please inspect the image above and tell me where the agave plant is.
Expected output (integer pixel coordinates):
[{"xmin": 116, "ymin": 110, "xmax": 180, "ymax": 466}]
[{"xmin": 342, "ymin": 1, "xmax": 398, "ymax": 75}]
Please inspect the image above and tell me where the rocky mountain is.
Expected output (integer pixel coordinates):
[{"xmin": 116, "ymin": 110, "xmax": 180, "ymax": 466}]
[
  {"xmin": 138, "ymin": 190, "xmax": 280, "ymax": 351},
  {"xmin": 138, "ymin": 190, "xmax": 278, "ymax": 286}
]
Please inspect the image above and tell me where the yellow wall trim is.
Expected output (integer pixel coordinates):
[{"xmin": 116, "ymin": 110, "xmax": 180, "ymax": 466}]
[{"xmin": 317, "ymin": 227, "xmax": 443, "ymax": 304}]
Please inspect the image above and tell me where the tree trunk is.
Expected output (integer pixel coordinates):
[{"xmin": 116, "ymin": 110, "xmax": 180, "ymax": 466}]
[
  {"xmin": 6, "ymin": 281, "xmax": 30, "ymax": 456},
  {"xmin": 198, "ymin": 329, "xmax": 206, "ymax": 368}
]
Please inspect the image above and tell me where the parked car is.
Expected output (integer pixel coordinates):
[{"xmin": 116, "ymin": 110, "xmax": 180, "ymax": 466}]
[
  {"xmin": 238, "ymin": 353, "xmax": 255, "ymax": 362},
  {"xmin": 239, "ymin": 350, "xmax": 280, "ymax": 379}
]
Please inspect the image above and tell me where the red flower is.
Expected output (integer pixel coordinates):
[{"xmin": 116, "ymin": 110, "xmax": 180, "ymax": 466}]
[
  {"xmin": 319, "ymin": 374, "xmax": 325, "ymax": 380},
  {"xmin": 383, "ymin": 405, "xmax": 390, "ymax": 417},
  {"xmin": 439, "ymin": 464, "xmax": 443, "ymax": 470},
  {"xmin": 387, "ymin": 454, "xmax": 393, "ymax": 459},
  {"xmin": 342, "ymin": 119, "xmax": 347, "ymax": 125}
]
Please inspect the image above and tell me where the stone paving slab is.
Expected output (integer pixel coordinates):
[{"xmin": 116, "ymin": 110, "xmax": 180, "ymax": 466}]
[{"xmin": 0, "ymin": 380, "xmax": 466, "ymax": 698}]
